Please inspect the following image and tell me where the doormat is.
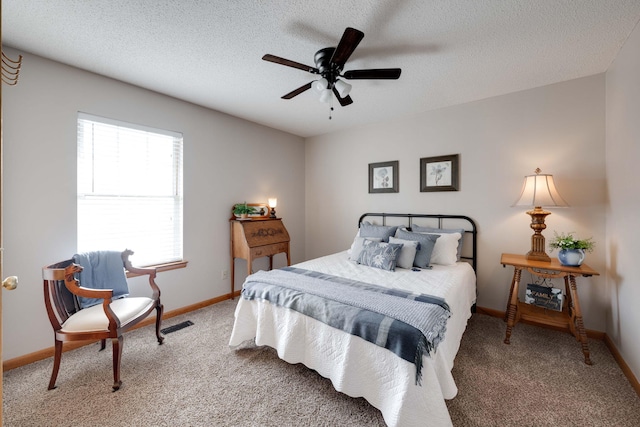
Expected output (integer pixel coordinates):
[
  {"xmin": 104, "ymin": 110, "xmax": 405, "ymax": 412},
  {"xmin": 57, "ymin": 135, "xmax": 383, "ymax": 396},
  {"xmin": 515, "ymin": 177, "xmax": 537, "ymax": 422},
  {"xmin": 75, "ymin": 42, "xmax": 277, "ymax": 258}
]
[{"xmin": 161, "ymin": 320, "xmax": 194, "ymax": 334}]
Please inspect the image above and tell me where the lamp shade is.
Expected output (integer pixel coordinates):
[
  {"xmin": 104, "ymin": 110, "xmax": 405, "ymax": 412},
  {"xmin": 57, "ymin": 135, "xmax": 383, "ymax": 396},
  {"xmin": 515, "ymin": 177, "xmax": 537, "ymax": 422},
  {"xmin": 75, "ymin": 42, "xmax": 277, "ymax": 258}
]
[
  {"xmin": 319, "ymin": 88, "xmax": 332, "ymax": 103},
  {"xmin": 314, "ymin": 78, "xmax": 328, "ymax": 93},
  {"xmin": 334, "ymin": 79, "xmax": 352, "ymax": 98},
  {"xmin": 268, "ymin": 198, "xmax": 277, "ymax": 208},
  {"xmin": 512, "ymin": 169, "xmax": 568, "ymax": 208}
]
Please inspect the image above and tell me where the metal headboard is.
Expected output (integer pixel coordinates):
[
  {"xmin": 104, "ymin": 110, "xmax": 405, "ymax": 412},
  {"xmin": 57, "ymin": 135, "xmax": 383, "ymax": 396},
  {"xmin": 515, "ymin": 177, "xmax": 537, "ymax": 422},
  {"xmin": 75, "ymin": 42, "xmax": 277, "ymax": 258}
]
[{"xmin": 358, "ymin": 213, "xmax": 478, "ymax": 272}]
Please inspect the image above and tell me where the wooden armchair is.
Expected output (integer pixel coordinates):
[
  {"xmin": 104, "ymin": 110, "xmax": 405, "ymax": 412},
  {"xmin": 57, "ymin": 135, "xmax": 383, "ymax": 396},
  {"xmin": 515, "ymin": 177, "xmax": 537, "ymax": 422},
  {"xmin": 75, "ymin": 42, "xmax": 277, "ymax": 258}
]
[{"xmin": 42, "ymin": 249, "xmax": 164, "ymax": 391}]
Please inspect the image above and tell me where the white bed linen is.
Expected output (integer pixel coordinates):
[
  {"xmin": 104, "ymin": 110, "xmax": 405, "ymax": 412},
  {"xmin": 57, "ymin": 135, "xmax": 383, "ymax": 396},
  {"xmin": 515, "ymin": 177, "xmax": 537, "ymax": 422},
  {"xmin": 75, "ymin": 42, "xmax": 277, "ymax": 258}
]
[{"xmin": 229, "ymin": 251, "xmax": 476, "ymax": 427}]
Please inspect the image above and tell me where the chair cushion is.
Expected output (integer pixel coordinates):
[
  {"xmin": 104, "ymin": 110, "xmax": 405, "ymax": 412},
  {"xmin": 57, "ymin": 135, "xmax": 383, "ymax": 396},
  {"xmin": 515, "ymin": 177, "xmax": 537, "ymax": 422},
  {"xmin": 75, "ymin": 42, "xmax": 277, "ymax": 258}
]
[{"xmin": 61, "ymin": 297, "xmax": 155, "ymax": 333}]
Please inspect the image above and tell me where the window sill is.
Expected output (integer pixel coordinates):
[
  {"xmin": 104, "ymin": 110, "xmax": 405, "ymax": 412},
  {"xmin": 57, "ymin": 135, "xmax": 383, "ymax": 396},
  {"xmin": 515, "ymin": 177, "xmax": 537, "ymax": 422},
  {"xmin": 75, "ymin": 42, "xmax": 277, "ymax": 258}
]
[{"xmin": 126, "ymin": 260, "xmax": 188, "ymax": 278}]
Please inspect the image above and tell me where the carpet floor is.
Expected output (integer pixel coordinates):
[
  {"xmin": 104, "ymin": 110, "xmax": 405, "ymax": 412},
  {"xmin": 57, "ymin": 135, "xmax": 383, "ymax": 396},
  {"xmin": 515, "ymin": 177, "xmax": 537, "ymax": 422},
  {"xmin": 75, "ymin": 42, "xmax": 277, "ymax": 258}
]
[{"xmin": 3, "ymin": 299, "xmax": 640, "ymax": 426}]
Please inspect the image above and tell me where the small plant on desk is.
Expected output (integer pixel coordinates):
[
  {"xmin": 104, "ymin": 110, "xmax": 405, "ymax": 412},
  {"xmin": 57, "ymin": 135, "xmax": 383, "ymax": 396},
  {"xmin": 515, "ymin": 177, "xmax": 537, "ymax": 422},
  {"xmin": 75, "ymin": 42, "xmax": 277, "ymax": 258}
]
[
  {"xmin": 548, "ymin": 232, "xmax": 595, "ymax": 252},
  {"xmin": 233, "ymin": 202, "xmax": 257, "ymax": 219},
  {"xmin": 549, "ymin": 231, "xmax": 595, "ymax": 267}
]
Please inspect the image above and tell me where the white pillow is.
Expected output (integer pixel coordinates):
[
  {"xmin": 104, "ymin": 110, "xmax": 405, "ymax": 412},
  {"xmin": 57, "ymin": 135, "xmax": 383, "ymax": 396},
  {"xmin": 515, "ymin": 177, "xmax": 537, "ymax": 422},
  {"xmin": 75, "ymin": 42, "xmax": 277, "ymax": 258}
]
[
  {"xmin": 417, "ymin": 232, "xmax": 461, "ymax": 265},
  {"xmin": 411, "ymin": 225, "xmax": 466, "ymax": 260},
  {"xmin": 349, "ymin": 236, "xmax": 382, "ymax": 261},
  {"xmin": 347, "ymin": 230, "xmax": 360, "ymax": 255},
  {"xmin": 388, "ymin": 237, "xmax": 419, "ymax": 269}
]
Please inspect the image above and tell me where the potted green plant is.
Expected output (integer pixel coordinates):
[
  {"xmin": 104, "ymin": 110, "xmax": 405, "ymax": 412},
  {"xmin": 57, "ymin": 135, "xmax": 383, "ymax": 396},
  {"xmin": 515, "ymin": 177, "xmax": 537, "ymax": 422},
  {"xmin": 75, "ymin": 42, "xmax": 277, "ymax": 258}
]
[
  {"xmin": 549, "ymin": 231, "xmax": 595, "ymax": 266},
  {"xmin": 233, "ymin": 202, "xmax": 257, "ymax": 219}
]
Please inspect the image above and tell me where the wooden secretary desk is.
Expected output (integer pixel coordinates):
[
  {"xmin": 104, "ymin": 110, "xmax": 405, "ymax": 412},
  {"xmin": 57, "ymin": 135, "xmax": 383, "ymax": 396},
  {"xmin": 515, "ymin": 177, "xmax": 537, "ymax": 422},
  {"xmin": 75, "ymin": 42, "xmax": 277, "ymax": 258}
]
[{"xmin": 229, "ymin": 216, "xmax": 290, "ymax": 298}]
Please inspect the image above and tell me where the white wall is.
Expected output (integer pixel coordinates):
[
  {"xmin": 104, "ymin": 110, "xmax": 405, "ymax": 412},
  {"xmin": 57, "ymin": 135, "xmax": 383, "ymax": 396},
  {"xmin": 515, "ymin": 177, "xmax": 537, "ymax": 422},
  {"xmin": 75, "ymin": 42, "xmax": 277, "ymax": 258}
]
[
  {"xmin": 306, "ymin": 75, "xmax": 607, "ymax": 331},
  {"xmin": 4, "ymin": 41, "xmax": 633, "ymax": 372},
  {"xmin": 605, "ymin": 21, "xmax": 640, "ymax": 381},
  {"xmin": 1, "ymin": 47, "xmax": 305, "ymax": 360}
]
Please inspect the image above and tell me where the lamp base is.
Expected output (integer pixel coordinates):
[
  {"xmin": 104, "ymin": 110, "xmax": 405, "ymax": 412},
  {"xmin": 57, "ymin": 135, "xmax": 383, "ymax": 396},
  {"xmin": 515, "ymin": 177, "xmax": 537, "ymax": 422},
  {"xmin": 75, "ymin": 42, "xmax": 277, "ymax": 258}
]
[
  {"xmin": 525, "ymin": 251, "xmax": 551, "ymax": 262},
  {"xmin": 525, "ymin": 207, "xmax": 552, "ymax": 263}
]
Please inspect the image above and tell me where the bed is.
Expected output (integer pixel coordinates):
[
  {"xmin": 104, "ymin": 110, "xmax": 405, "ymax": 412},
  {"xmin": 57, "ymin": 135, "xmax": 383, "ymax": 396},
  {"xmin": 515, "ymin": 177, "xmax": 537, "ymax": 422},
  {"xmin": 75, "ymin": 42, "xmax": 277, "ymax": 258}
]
[{"xmin": 229, "ymin": 213, "xmax": 477, "ymax": 426}]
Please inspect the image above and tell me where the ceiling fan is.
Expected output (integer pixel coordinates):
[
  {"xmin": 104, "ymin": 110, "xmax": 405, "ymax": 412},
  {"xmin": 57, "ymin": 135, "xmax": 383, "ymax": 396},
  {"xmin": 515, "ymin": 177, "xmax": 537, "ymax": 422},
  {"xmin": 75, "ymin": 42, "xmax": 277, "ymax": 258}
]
[{"xmin": 263, "ymin": 27, "xmax": 401, "ymax": 107}]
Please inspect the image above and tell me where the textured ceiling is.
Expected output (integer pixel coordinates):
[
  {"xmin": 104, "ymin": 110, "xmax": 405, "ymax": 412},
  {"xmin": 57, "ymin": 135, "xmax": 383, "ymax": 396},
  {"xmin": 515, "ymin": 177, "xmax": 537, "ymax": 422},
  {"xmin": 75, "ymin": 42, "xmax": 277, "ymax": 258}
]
[{"xmin": 3, "ymin": 1, "xmax": 640, "ymax": 138}]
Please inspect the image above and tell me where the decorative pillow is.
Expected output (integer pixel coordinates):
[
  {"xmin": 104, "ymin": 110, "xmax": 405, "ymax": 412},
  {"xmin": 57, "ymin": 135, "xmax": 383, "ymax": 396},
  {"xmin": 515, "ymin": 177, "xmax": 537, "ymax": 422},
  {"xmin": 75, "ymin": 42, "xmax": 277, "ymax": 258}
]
[
  {"xmin": 359, "ymin": 222, "xmax": 398, "ymax": 243},
  {"xmin": 388, "ymin": 237, "xmax": 419, "ymax": 269},
  {"xmin": 421, "ymin": 232, "xmax": 461, "ymax": 265},
  {"xmin": 347, "ymin": 229, "xmax": 361, "ymax": 255},
  {"xmin": 349, "ymin": 236, "xmax": 382, "ymax": 261},
  {"xmin": 411, "ymin": 225, "xmax": 466, "ymax": 260},
  {"xmin": 394, "ymin": 229, "xmax": 440, "ymax": 268},
  {"xmin": 356, "ymin": 239, "xmax": 403, "ymax": 271}
]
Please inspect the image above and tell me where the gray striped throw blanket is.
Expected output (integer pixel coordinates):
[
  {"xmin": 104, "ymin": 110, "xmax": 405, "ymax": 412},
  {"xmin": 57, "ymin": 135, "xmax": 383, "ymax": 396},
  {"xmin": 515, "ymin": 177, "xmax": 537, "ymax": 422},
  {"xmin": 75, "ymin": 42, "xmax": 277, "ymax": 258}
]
[{"xmin": 241, "ymin": 267, "xmax": 451, "ymax": 385}]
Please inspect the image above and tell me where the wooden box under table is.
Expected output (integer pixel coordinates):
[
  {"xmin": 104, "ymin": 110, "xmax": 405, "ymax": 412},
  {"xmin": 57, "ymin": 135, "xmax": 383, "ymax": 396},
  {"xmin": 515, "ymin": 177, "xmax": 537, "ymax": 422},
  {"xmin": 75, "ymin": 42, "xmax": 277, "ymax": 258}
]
[{"xmin": 230, "ymin": 218, "xmax": 290, "ymax": 297}]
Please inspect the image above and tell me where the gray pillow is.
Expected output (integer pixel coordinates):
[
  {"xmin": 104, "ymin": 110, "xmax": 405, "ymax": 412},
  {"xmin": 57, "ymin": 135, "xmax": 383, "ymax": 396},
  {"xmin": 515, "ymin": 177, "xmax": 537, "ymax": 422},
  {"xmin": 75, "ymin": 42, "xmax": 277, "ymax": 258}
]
[
  {"xmin": 395, "ymin": 229, "xmax": 440, "ymax": 268},
  {"xmin": 388, "ymin": 237, "xmax": 419, "ymax": 269},
  {"xmin": 356, "ymin": 239, "xmax": 403, "ymax": 271},
  {"xmin": 349, "ymin": 236, "xmax": 382, "ymax": 261},
  {"xmin": 411, "ymin": 225, "xmax": 466, "ymax": 260},
  {"xmin": 359, "ymin": 222, "xmax": 398, "ymax": 243}
]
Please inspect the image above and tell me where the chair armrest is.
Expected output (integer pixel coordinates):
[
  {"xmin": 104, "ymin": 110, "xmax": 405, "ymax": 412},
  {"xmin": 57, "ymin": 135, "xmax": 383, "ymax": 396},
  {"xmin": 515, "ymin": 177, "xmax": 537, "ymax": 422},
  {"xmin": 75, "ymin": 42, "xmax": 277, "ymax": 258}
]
[
  {"xmin": 126, "ymin": 264, "xmax": 157, "ymax": 276},
  {"xmin": 63, "ymin": 263, "xmax": 121, "ymax": 330},
  {"xmin": 122, "ymin": 249, "xmax": 161, "ymax": 300},
  {"xmin": 122, "ymin": 249, "xmax": 156, "ymax": 275},
  {"xmin": 63, "ymin": 263, "xmax": 114, "ymax": 300}
]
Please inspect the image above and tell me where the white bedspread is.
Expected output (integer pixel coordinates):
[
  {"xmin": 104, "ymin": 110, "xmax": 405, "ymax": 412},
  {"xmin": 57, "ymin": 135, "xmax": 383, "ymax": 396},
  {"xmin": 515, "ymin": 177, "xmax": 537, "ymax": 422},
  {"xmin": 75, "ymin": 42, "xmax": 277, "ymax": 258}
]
[{"xmin": 229, "ymin": 251, "xmax": 476, "ymax": 427}]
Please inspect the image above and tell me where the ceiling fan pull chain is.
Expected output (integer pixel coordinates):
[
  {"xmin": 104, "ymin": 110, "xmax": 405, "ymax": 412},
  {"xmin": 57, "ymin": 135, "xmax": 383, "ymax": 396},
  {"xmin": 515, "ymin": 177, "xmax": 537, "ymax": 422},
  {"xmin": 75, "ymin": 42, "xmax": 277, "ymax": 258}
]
[{"xmin": 329, "ymin": 97, "xmax": 334, "ymax": 120}]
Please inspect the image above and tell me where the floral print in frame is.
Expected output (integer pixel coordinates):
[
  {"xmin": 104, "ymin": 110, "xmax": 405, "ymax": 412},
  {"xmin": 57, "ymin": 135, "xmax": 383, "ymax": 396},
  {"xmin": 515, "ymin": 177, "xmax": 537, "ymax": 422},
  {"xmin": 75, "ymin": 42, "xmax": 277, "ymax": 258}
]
[
  {"xmin": 369, "ymin": 160, "xmax": 399, "ymax": 193},
  {"xmin": 420, "ymin": 154, "xmax": 459, "ymax": 192}
]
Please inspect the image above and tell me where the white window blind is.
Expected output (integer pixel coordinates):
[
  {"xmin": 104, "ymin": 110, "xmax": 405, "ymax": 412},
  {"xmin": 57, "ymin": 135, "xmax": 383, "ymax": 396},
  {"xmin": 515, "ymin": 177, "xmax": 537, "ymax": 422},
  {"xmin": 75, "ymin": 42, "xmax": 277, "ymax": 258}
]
[{"xmin": 77, "ymin": 112, "xmax": 183, "ymax": 266}]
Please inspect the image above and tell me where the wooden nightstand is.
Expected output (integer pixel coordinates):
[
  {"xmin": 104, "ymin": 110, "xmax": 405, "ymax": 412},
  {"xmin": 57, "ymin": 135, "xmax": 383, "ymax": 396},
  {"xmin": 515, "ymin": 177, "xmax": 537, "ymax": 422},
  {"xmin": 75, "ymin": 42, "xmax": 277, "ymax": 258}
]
[
  {"xmin": 500, "ymin": 253, "xmax": 599, "ymax": 365},
  {"xmin": 230, "ymin": 218, "xmax": 290, "ymax": 298}
]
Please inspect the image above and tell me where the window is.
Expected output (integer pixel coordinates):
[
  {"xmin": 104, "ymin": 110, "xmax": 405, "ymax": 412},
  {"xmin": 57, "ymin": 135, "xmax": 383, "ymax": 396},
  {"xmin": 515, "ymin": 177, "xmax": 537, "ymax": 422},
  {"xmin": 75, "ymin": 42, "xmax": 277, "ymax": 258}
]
[{"xmin": 77, "ymin": 113, "xmax": 183, "ymax": 266}]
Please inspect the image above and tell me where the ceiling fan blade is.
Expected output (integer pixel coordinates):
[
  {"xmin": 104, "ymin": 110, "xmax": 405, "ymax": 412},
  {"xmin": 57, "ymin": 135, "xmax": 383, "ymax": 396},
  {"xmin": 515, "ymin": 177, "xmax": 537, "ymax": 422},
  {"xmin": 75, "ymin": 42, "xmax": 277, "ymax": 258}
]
[
  {"xmin": 332, "ymin": 87, "xmax": 354, "ymax": 106},
  {"xmin": 343, "ymin": 68, "xmax": 402, "ymax": 80},
  {"xmin": 282, "ymin": 82, "xmax": 313, "ymax": 99},
  {"xmin": 330, "ymin": 27, "xmax": 365, "ymax": 67},
  {"xmin": 262, "ymin": 54, "xmax": 319, "ymax": 73}
]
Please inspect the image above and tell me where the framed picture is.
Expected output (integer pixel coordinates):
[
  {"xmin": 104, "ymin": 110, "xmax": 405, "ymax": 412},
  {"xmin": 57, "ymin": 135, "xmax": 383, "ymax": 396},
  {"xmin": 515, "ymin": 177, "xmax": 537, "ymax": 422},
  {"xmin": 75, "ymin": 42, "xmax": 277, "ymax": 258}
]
[
  {"xmin": 369, "ymin": 161, "xmax": 399, "ymax": 193},
  {"xmin": 420, "ymin": 154, "xmax": 459, "ymax": 192}
]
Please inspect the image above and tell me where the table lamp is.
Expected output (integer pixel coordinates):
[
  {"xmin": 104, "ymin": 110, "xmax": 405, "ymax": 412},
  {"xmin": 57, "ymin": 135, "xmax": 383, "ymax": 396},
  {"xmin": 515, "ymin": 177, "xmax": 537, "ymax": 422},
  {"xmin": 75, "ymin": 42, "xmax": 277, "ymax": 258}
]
[
  {"xmin": 268, "ymin": 198, "xmax": 277, "ymax": 218},
  {"xmin": 512, "ymin": 168, "xmax": 568, "ymax": 262}
]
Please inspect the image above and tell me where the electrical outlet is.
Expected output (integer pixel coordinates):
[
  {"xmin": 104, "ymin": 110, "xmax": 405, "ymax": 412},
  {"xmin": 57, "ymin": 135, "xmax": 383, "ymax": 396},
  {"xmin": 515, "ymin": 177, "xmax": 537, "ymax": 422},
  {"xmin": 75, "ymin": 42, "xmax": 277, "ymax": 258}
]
[{"xmin": 221, "ymin": 269, "xmax": 229, "ymax": 280}]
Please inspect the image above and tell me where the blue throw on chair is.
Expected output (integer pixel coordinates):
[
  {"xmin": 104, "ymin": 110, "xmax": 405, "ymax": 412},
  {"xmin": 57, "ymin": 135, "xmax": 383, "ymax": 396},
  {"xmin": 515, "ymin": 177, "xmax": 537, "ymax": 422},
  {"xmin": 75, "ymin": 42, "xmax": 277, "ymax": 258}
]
[{"xmin": 73, "ymin": 251, "xmax": 130, "ymax": 308}]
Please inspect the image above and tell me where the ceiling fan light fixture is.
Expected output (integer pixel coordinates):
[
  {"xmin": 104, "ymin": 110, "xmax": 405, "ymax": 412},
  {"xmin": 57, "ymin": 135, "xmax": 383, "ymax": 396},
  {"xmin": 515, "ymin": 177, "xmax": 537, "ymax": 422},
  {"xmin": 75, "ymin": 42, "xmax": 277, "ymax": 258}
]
[
  {"xmin": 263, "ymin": 27, "xmax": 401, "ymax": 110},
  {"xmin": 314, "ymin": 78, "xmax": 329, "ymax": 93},
  {"xmin": 319, "ymin": 88, "xmax": 332, "ymax": 103},
  {"xmin": 334, "ymin": 79, "xmax": 352, "ymax": 98}
]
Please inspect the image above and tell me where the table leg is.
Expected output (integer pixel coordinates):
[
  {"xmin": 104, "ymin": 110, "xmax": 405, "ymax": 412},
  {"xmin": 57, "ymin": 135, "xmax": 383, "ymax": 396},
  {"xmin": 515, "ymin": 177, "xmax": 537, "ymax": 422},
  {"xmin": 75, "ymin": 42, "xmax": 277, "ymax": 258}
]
[
  {"xmin": 504, "ymin": 271, "xmax": 518, "ymax": 322},
  {"xmin": 568, "ymin": 274, "xmax": 592, "ymax": 365},
  {"xmin": 564, "ymin": 276, "xmax": 577, "ymax": 338},
  {"xmin": 504, "ymin": 267, "xmax": 522, "ymax": 344},
  {"xmin": 563, "ymin": 276, "xmax": 572, "ymax": 311}
]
